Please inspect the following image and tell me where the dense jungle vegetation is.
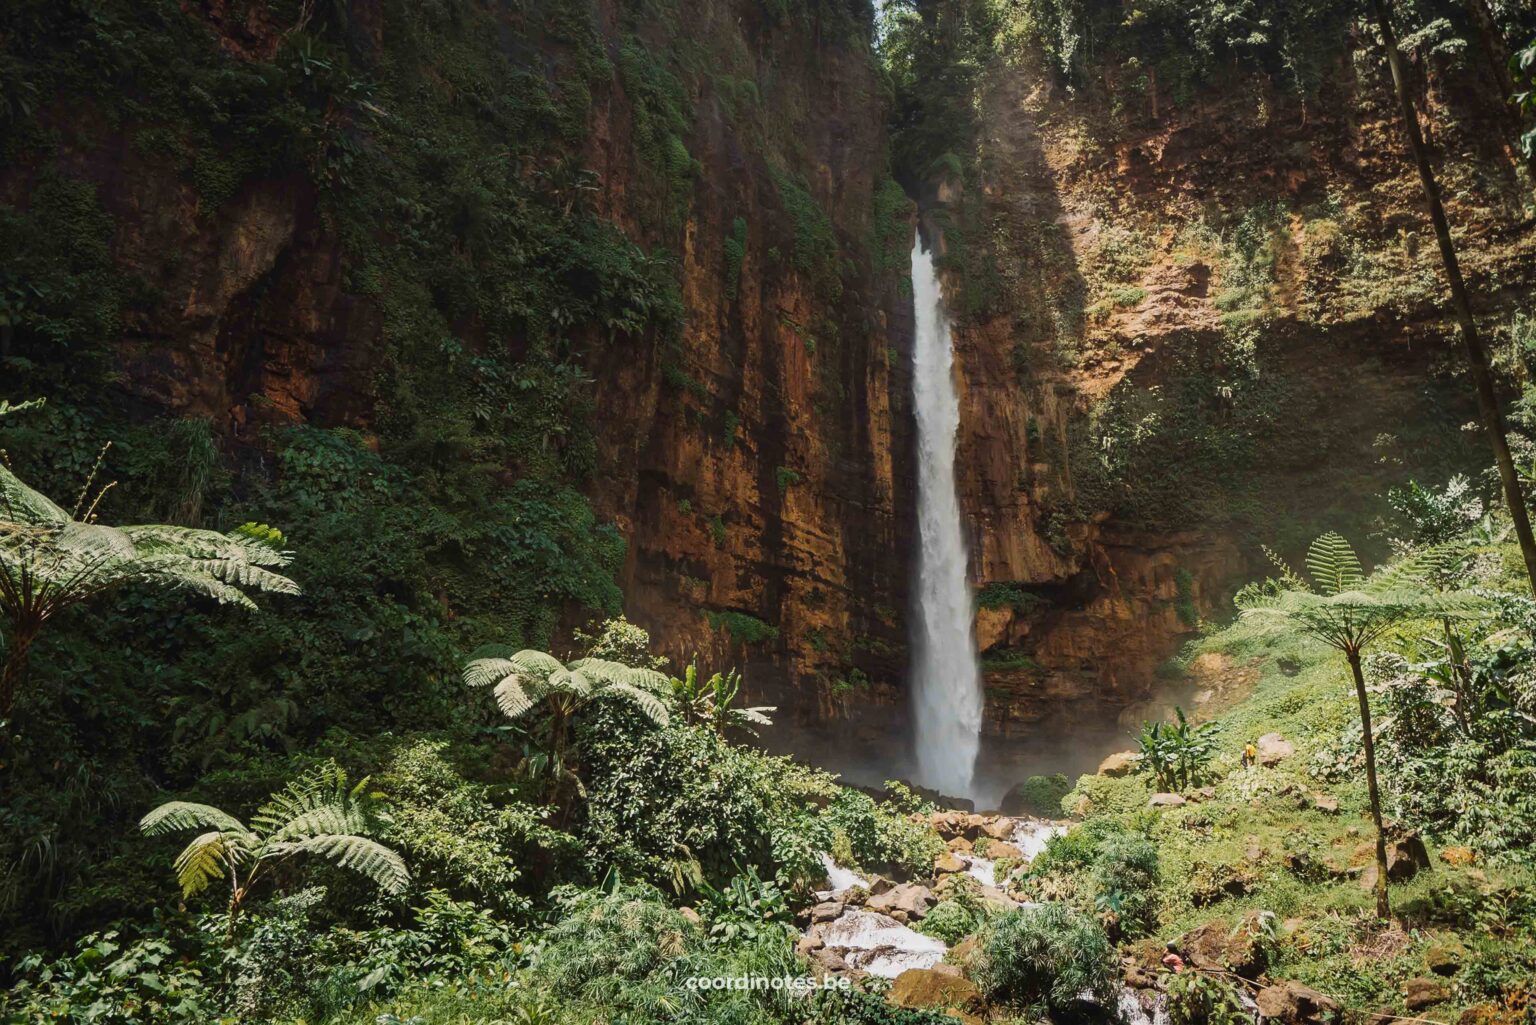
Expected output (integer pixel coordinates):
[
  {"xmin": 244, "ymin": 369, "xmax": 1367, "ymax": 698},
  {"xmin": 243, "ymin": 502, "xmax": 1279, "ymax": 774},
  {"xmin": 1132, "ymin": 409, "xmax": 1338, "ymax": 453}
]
[{"xmin": 4, "ymin": 0, "xmax": 1536, "ymax": 1023}]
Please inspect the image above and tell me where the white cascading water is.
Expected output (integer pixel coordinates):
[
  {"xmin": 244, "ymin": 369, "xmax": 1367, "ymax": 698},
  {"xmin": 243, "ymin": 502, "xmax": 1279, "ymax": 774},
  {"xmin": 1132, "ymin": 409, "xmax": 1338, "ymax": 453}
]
[{"xmin": 909, "ymin": 233, "xmax": 984, "ymax": 800}]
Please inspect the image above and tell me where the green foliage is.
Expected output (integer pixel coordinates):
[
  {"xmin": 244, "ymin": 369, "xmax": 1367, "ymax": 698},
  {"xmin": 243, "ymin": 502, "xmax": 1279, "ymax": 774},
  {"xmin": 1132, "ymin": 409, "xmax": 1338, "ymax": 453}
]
[
  {"xmin": 0, "ymin": 458, "xmax": 298, "ymax": 718},
  {"xmin": 1167, "ymin": 969, "xmax": 1252, "ymax": 1025},
  {"xmin": 530, "ymin": 881, "xmax": 805, "ymax": 1024},
  {"xmin": 774, "ymin": 465, "xmax": 801, "ymax": 495},
  {"xmin": 1137, "ymin": 707, "xmax": 1219, "ymax": 791},
  {"xmin": 0, "ymin": 172, "xmax": 124, "ymax": 376},
  {"xmin": 1515, "ymin": 38, "xmax": 1536, "ymax": 158},
  {"xmin": 1006, "ymin": 773, "xmax": 1071, "ymax": 816},
  {"xmin": 706, "ymin": 610, "xmax": 781, "ymax": 645},
  {"xmin": 462, "ymin": 646, "xmax": 671, "ymax": 803},
  {"xmin": 916, "ymin": 895, "xmax": 985, "ymax": 944},
  {"xmin": 1088, "ymin": 832, "xmax": 1159, "ymax": 938},
  {"xmin": 1174, "ymin": 567, "xmax": 1199, "ymax": 627},
  {"xmin": 698, "ymin": 865, "xmax": 794, "ymax": 944},
  {"xmin": 375, "ymin": 739, "xmax": 577, "ymax": 917},
  {"xmin": 975, "ymin": 581, "xmax": 1048, "ymax": 613},
  {"xmin": 724, "ymin": 216, "xmax": 749, "ymax": 301},
  {"xmin": 2, "ymin": 922, "xmax": 220, "ymax": 1025},
  {"xmin": 139, "ymin": 762, "xmax": 409, "ymax": 935},
  {"xmin": 969, "ymin": 903, "xmax": 1118, "ymax": 1014},
  {"xmin": 814, "ymin": 987, "xmax": 956, "ymax": 1024},
  {"xmin": 671, "ymin": 660, "xmax": 776, "ymax": 735},
  {"xmin": 772, "ymin": 168, "xmax": 843, "ymax": 299},
  {"xmin": 617, "ymin": 36, "xmax": 697, "ymax": 211}
]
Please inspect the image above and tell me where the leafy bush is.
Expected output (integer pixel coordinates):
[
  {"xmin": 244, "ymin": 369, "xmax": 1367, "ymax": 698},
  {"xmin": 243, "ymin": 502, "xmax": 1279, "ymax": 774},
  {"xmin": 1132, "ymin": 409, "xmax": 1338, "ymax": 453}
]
[
  {"xmin": 2, "ymin": 921, "xmax": 219, "ymax": 1025},
  {"xmin": 917, "ymin": 896, "xmax": 985, "ymax": 944},
  {"xmin": 1006, "ymin": 773, "xmax": 1071, "ymax": 816},
  {"xmin": 1089, "ymin": 832, "xmax": 1160, "ymax": 937},
  {"xmin": 530, "ymin": 881, "xmax": 803, "ymax": 1024},
  {"xmin": 968, "ymin": 903, "xmax": 1118, "ymax": 1014},
  {"xmin": 376, "ymin": 739, "xmax": 580, "ymax": 914}
]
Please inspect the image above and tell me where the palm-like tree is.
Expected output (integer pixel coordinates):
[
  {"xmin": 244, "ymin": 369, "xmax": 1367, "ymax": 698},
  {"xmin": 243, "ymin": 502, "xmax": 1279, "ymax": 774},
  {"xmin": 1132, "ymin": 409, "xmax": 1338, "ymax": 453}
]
[
  {"xmin": 462, "ymin": 648, "xmax": 671, "ymax": 801},
  {"xmin": 1235, "ymin": 533, "xmax": 1482, "ymax": 918},
  {"xmin": 139, "ymin": 763, "xmax": 409, "ymax": 940},
  {"xmin": 0, "ymin": 461, "xmax": 299, "ymax": 723},
  {"xmin": 671, "ymin": 660, "xmax": 775, "ymax": 735}
]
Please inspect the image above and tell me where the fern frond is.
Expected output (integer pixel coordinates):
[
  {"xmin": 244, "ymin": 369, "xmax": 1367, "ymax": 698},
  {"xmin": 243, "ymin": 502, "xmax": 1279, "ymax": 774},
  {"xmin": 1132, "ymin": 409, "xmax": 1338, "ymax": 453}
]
[
  {"xmin": 171, "ymin": 831, "xmax": 250, "ymax": 897},
  {"xmin": 571, "ymin": 658, "xmax": 670, "ymax": 694},
  {"xmin": 596, "ymin": 681, "xmax": 671, "ymax": 726},
  {"xmin": 1306, "ymin": 532, "xmax": 1364, "ymax": 596},
  {"xmin": 277, "ymin": 834, "xmax": 411, "ymax": 893},
  {"xmin": 140, "ymin": 801, "xmax": 251, "ymax": 837},
  {"xmin": 493, "ymin": 673, "xmax": 558, "ymax": 719},
  {"xmin": 462, "ymin": 657, "xmax": 519, "ymax": 689}
]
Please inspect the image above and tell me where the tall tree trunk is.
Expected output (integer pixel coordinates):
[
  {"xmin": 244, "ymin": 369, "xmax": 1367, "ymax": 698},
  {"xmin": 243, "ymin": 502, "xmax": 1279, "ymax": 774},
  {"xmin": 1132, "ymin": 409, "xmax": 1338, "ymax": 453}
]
[
  {"xmin": 1347, "ymin": 649, "xmax": 1391, "ymax": 919},
  {"xmin": 1370, "ymin": 0, "xmax": 1536, "ymax": 597},
  {"xmin": 0, "ymin": 621, "xmax": 39, "ymax": 725}
]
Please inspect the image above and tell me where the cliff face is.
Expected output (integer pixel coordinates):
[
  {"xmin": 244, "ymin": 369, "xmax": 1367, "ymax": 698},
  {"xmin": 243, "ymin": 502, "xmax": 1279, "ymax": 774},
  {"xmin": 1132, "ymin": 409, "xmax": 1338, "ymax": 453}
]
[
  {"xmin": 8, "ymin": 0, "xmax": 1536, "ymax": 792},
  {"xmin": 936, "ymin": 25, "xmax": 1536, "ymax": 780},
  {"xmin": 0, "ymin": 0, "xmax": 916, "ymax": 763},
  {"xmin": 577, "ymin": 0, "xmax": 917, "ymax": 752}
]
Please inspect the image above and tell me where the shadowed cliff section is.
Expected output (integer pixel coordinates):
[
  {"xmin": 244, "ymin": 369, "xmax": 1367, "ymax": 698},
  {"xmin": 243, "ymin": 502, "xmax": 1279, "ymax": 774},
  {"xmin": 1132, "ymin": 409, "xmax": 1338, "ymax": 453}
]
[{"xmin": 884, "ymin": 0, "xmax": 1536, "ymax": 783}]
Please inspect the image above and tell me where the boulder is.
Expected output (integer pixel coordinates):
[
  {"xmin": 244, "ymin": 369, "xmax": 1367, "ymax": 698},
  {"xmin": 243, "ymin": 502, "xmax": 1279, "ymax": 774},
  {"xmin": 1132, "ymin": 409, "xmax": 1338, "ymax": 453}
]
[
  {"xmin": 1424, "ymin": 941, "xmax": 1465, "ymax": 977},
  {"xmin": 810, "ymin": 947, "xmax": 849, "ymax": 975},
  {"xmin": 1256, "ymin": 733, "xmax": 1295, "ymax": 766},
  {"xmin": 982, "ymin": 817, "xmax": 1016, "ymax": 840},
  {"xmin": 865, "ymin": 883, "xmax": 935, "ymax": 921},
  {"xmin": 1403, "ymin": 977, "xmax": 1450, "ymax": 1012},
  {"xmin": 1359, "ymin": 833, "xmax": 1432, "ymax": 891},
  {"xmin": 1098, "ymin": 751, "xmax": 1140, "ymax": 777},
  {"xmin": 987, "ymin": 841, "xmax": 1024, "ymax": 860},
  {"xmin": 1439, "ymin": 846, "xmax": 1476, "ymax": 867},
  {"xmin": 1149, "ymin": 792, "xmax": 1187, "ymax": 809},
  {"xmin": 946, "ymin": 836, "xmax": 974, "ymax": 854},
  {"xmin": 889, "ymin": 967, "xmax": 984, "ymax": 1016},
  {"xmin": 1310, "ymin": 793, "xmax": 1340, "ymax": 814},
  {"xmin": 809, "ymin": 901, "xmax": 845, "ymax": 924},
  {"xmin": 867, "ymin": 876, "xmax": 896, "ymax": 896},
  {"xmin": 1387, "ymin": 834, "xmax": 1431, "ymax": 881},
  {"xmin": 1255, "ymin": 981, "xmax": 1340, "ymax": 1023},
  {"xmin": 935, "ymin": 851, "xmax": 967, "ymax": 875},
  {"xmin": 797, "ymin": 925, "xmax": 825, "ymax": 955},
  {"xmin": 1179, "ymin": 916, "xmax": 1267, "ymax": 978}
]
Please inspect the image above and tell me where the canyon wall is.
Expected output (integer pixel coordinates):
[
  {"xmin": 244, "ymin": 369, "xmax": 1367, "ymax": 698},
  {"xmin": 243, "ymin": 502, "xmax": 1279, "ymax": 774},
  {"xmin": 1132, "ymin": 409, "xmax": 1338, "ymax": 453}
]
[
  {"xmin": 0, "ymin": 0, "xmax": 917, "ymax": 768},
  {"xmin": 6, "ymin": 0, "xmax": 1536, "ymax": 788},
  {"xmin": 932, "ymin": 18, "xmax": 1536, "ymax": 777}
]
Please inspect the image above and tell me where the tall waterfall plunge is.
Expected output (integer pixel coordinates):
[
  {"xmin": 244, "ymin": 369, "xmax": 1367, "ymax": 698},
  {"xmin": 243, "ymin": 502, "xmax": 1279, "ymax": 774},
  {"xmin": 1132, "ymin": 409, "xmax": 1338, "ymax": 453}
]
[{"xmin": 909, "ymin": 234, "xmax": 983, "ymax": 801}]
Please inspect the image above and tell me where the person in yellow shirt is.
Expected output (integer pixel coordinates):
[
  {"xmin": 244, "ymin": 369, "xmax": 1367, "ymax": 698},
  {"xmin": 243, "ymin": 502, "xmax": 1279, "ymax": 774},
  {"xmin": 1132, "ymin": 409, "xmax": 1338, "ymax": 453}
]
[{"xmin": 1241, "ymin": 740, "xmax": 1258, "ymax": 768}]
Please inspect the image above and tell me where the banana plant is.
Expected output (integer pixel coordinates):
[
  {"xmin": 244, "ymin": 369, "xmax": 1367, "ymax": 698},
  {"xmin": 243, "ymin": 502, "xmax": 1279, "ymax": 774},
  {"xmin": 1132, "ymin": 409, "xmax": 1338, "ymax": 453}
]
[{"xmin": 670, "ymin": 659, "xmax": 775, "ymax": 736}]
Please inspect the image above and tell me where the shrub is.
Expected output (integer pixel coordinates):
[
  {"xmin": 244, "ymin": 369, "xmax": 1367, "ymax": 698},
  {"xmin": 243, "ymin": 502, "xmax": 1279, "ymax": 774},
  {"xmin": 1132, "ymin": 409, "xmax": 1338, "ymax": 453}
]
[
  {"xmin": 377, "ymin": 739, "xmax": 580, "ymax": 915},
  {"xmin": 918, "ymin": 897, "xmax": 984, "ymax": 945},
  {"xmin": 969, "ymin": 903, "xmax": 1118, "ymax": 1014},
  {"xmin": 1089, "ymin": 832, "xmax": 1159, "ymax": 937},
  {"xmin": 1006, "ymin": 773, "xmax": 1071, "ymax": 816}
]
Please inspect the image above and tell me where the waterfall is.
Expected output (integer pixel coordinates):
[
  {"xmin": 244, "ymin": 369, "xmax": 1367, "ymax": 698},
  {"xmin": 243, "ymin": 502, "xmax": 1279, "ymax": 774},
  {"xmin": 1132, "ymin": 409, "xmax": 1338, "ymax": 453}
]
[{"xmin": 909, "ymin": 233, "xmax": 983, "ymax": 800}]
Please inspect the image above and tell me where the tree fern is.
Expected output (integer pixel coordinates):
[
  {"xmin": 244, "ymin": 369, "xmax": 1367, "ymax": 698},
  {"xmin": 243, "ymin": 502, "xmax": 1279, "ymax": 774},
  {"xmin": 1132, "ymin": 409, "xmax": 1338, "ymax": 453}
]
[
  {"xmin": 463, "ymin": 647, "xmax": 671, "ymax": 805},
  {"xmin": 139, "ymin": 763, "xmax": 409, "ymax": 940},
  {"xmin": 0, "ymin": 462, "xmax": 299, "ymax": 723},
  {"xmin": 1235, "ymin": 532, "xmax": 1484, "ymax": 918}
]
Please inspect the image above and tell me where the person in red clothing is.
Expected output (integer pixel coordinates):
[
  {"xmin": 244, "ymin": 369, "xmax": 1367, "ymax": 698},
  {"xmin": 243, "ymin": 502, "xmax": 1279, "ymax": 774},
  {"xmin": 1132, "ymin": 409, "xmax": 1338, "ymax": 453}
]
[{"xmin": 1161, "ymin": 941, "xmax": 1186, "ymax": 973}]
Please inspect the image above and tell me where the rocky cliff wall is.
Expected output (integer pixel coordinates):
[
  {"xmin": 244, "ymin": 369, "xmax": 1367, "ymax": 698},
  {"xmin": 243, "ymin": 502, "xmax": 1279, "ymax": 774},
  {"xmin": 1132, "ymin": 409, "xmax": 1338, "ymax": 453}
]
[
  {"xmin": 931, "ymin": 21, "xmax": 1536, "ymax": 779},
  {"xmin": 0, "ymin": 0, "xmax": 917, "ymax": 764}
]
